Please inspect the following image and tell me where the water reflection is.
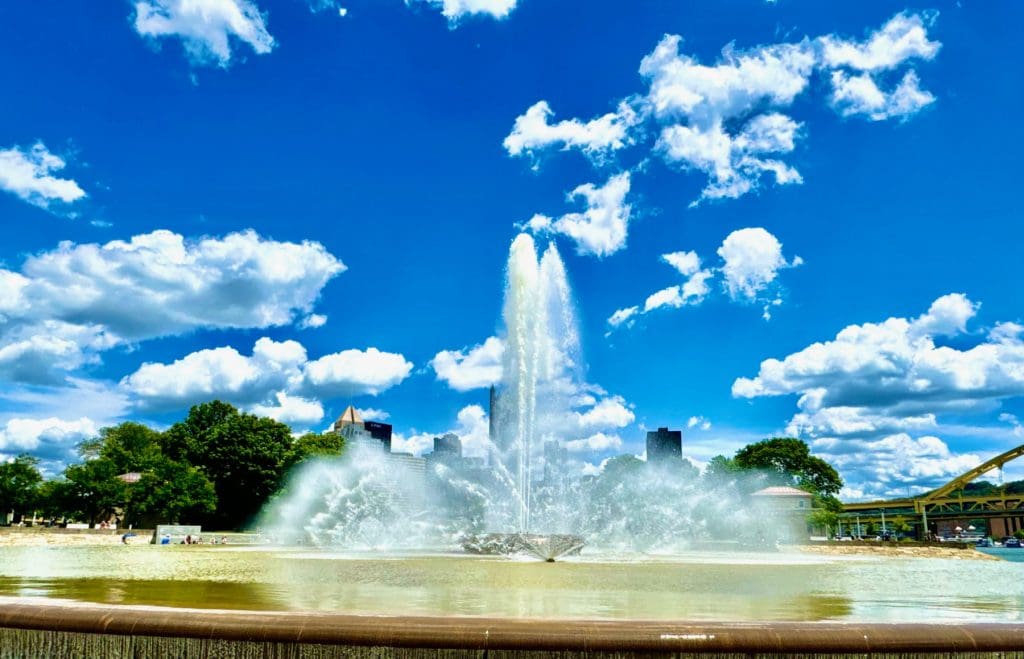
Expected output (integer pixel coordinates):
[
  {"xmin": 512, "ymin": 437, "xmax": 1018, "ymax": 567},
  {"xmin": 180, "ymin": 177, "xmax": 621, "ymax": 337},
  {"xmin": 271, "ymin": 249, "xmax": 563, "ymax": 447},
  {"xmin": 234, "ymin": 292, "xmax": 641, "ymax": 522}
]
[{"xmin": 0, "ymin": 546, "xmax": 1020, "ymax": 623}]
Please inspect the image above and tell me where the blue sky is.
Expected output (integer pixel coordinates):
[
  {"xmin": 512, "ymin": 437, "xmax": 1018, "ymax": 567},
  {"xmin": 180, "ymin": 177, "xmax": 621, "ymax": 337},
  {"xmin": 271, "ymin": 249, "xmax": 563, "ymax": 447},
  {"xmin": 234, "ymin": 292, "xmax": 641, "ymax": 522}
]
[{"xmin": 0, "ymin": 0, "xmax": 1022, "ymax": 499}]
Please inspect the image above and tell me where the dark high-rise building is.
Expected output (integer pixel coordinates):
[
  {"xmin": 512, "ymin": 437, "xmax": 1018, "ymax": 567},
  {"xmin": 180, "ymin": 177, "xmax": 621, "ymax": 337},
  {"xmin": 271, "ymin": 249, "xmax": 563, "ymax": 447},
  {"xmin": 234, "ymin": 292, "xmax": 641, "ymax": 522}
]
[
  {"xmin": 364, "ymin": 420, "xmax": 393, "ymax": 450},
  {"xmin": 646, "ymin": 427, "xmax": 682, "ymax": 462}
]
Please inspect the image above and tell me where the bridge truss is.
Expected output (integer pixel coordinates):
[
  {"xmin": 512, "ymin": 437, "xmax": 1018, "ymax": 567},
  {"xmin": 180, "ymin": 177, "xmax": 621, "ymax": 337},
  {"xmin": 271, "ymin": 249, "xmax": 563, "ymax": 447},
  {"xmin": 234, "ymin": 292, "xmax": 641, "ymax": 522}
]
[{"xmin": 841, "ymin": 443, "xmax": 1024, "ymax": 536}]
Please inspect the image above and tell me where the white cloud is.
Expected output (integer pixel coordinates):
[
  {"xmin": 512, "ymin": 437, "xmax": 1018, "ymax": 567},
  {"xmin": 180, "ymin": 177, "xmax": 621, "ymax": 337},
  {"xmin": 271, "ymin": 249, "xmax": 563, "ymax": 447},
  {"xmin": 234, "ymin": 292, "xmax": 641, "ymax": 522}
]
[
  {"xmin": 642, "ymin": 269, "xmax": 713, "ymax": 313},
  {"xmin": 607, "ymin": 306, "xmax": 640, "ymax": 329},
  {"xmin": 660, "ymin": 251, "xmax": 700, "ymax": 277},
  {"xmin": 574, "ymin": 396, "xmax": 634, "ymax": 431},
  {"xmin": 734, "ymin": 295, "xmax": 1024, "ymax": 498},
  {"xmin": 509, "ymin": 12, "xmax": 939, "ymax": 208},
  {"xmin": 990, "ymin": 322, "xmax": 1024, "ymax": 346},
  {"xmin": 122, "ymin": 338, "xmax": 413, "ymax": 414},
  {"xmin": 526, "ymin": 172, "xmax": 632, "ymax": 257},
  {"xmin": 133, "ymin": 0, "xmax": 275, "ymax": 67},
  {"xmin": 392, "ymin": 404, "xmax": 490, "ymax": 457},
  {"xmin": 640, "ymin": 36, "xmax": 815, "ymax": 122},
  {"xmin": 830, "ymin": 70, "xmax": 935, "ymax": 121},
  {"xmin": 658, "ymin": 113, "xmax": 803, "ymax": 203},
  {"xmin": 303, "ymin": 348, "xmax": 415, "ymax": 397},
  {"xmin": 819, "ymin": 12, "xmax": 940, "ymax": 72},
  {"xmin": 0, "ymin": 229, "xmax": 343, "ymax": 384},
  {"xmin": 413, "ymin": 0, "xmax": 517, "ymax": 22},
  {"xmin": 813, "ymin": 433, "xmax": 978, "ymax": 501},
  {"xmin": 0, "ymin": 143, "xmax": 86, "ymax": 209},
  {"xmin": 608, "ymin": 227, "xmax": 797, "ymax": 332},
  {"xmin": 687, "ymin": 416, "xmax": 712, "ymax": 431},
  {"xmin": 299, "ymin": 313, "xmax": 328, "ymax": 329},
  {"xmin": 564, "ymin": 432, "xmax": 622, "ymax": 453},
  {"xmin": 504, "ymin": 101, "xmax": 638, "ymax": 161},
  {"xmin": 431, "ymin": 336, "xmax": 505, "ymax": 391},
  {"xmin": 732, "ymin": 294, "xmax": 1018, "ymax": 407},
  {"xmin": 717, "ymin": 227, "xmax": 800, "ymax": 302},
  {"xmin": 0, "ymin": 417, "xmax": 99, "ymax": 465},
  {"xmin": 357, "ymin": 407, "xmax": 390, "ymax": 421},
  {"xmin": 250, "ymin": 392, "xmax": 324, "ymax": 427}
]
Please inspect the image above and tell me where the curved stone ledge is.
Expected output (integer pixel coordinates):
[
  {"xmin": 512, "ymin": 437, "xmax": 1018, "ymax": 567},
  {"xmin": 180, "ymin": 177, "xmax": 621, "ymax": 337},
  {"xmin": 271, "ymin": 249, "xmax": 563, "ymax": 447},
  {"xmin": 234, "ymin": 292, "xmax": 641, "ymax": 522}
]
[{"xmin": 2, "ymin": 601, "xmax": 1024, "ymax": 655}]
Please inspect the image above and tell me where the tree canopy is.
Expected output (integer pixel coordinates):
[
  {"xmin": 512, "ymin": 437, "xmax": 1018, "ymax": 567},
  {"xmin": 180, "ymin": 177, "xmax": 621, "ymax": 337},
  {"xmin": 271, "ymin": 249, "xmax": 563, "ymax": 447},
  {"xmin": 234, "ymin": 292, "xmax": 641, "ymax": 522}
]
[
  {"xmin": 0, "ymin": 455, "xmax": 43, "ymax": 520},
  {"xmin": 164, "ymin": 402, "xmax": 295, "ymax": 529},
  {"xmin": 733, "ymin": 437, "xmax": 843, "ymax": 497}
]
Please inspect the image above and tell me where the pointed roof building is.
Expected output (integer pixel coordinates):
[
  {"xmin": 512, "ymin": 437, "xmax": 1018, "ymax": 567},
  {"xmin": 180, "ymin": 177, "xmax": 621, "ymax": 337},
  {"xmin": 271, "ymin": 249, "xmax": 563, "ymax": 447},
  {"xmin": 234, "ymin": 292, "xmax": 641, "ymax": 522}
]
[{"xmin": 333, "ymin": 405, "xmax": 363, "ymax": 432}]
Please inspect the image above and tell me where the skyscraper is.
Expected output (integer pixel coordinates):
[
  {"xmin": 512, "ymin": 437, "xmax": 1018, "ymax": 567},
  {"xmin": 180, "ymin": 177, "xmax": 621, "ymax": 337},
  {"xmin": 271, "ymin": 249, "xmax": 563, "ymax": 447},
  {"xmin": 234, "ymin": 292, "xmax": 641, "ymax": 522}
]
[{"xmin": 646, "ymin": 427, "xmax": 682, "ymax": 462}]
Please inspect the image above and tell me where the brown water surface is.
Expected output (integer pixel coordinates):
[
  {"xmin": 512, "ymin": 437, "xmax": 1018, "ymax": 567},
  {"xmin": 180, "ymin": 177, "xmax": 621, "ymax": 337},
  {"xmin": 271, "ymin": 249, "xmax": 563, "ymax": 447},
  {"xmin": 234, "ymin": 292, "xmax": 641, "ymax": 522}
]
[{"xmin": 0, "ymin": 546, "xmax": 1019, "ymax": 622}]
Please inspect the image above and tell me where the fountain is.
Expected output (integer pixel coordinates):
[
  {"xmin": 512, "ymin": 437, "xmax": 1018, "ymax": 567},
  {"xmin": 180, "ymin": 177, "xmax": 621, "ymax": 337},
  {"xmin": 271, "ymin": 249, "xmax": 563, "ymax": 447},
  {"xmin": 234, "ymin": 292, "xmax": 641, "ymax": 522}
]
[
  {"xmin": 260, "ymin": 234, "xmax": 590, "ymax": 557},
  {"xmin": 259, "ymin": 234, "xmax": 765, "ymax": 558}
]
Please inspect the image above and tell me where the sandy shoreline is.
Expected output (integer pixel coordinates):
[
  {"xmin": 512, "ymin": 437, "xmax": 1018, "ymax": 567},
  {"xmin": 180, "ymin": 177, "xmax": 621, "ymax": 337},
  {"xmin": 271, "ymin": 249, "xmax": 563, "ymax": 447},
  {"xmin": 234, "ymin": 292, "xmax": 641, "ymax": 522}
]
[{"xmin": 795, "ymin": 542, "xmax": 999, "ymax": 560}]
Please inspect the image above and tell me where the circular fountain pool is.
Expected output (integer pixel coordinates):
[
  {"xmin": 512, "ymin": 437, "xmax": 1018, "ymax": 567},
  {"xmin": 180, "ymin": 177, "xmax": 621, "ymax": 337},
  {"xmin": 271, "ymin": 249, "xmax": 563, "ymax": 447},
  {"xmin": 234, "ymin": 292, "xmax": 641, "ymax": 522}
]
[{"xmin": 0, "ymin": 545, "xmax": 1020, "ymax": 623}]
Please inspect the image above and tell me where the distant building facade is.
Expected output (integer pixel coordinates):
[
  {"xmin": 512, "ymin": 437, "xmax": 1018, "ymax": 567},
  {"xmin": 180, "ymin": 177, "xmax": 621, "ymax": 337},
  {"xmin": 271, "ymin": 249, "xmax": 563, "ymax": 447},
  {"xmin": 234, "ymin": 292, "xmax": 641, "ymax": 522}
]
[
  {"xmin": 646, "ymin": 427, "xmax": 682, "ymax": 462},
  {"xmin": 751, "ymin": 486, "xmax": 813, "ymax": 540},
  {"xmin": 432, "ymin": 433, "xmax": 462, "ymax": 459},
  {"xmin": 330, "ymin": 406, "xmax": 393, "ymax": 453}
]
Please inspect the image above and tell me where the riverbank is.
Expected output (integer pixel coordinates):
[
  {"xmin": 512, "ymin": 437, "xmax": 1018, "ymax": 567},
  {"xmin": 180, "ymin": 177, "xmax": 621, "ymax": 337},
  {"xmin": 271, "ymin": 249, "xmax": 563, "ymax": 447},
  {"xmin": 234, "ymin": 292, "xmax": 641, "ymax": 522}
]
[{"xmin": 796, "ymin": 542, "xmax": 1000, "ymax": 560}]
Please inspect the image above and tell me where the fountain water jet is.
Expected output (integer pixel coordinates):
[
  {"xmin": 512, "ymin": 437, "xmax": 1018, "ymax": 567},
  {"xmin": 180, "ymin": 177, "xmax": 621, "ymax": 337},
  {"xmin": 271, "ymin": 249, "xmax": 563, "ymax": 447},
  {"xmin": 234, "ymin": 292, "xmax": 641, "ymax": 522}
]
[{"xmin": 489, "ymin": 235, "xmax": 582, "ymax": 544}]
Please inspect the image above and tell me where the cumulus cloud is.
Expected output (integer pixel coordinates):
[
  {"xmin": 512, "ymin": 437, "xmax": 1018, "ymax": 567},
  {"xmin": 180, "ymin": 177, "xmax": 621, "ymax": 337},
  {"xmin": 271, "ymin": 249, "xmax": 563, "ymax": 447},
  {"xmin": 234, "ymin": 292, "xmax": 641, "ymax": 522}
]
[
  {"xmin": 304, "ymin": 348, "xmax": 414, "ymax": 397},
  {"xmin": 0, "ymin": 229, "xmax": 343, "ymax": 385},
  {"xmin": 504, "ymin": 101, "xmax": 638, "ymax": 161},
  {"xmin": 818, "ymin": 12, "xmax": 940, "ymax": 72},
  {"xmin": 731, "ymin": 293, "xmax": 1016, "ymax": 408},
  {"xmin": 641, "ymin": 30, "xmax": 812, "ymax": 203},
  {"xmin": 508, "ymin": 12, "xmax": 940, "ymax": 209},
  {"xmin": 734, "ymin": 294, "xmax": 1024, "ymax": 499},
  {"xmin": 0, "ymin": 417, "xmax": 99, "ymax": 466},
  {"xmin": 357, "ymin": 408, "xmax": 390, "ymax": 421},
  {"xmin": 122, "ymin": 338, "xmax": 412, "ymax": 422},
  {"xmin": 718, "ymin": 227, "xmax": 801, "ymax": 302},
  {"xmin": 0, "ymin": 143, "xmax": 86, "ymax": 210},
  {"xmin": 133, "ymin": 0, "xmax": 275, "ymax": 67},
  {"xmin": 431, "ymin": 336, "xmax": 505, "ymax": 391},
  {"xmin": 574, "ymin": 396, "xmax": 635, "ymax": 431},
  {"xmin": 608, "ymin": 227, "xmax": 798, "ymax": 331},
  {"xmin": 250, "ymin": 392, "xmax": 324, "ymax": 427},
  {"xmin": 564, "ymin": 432, "xmax": 623, "ymax": 453},
  {"xmin": 524, "ymin": 172, "xmax": 632, "ymax": 257},
  {"xmin": 813, "ymin": 433, "xmax": 979, "ymax": 500},
  {"xmin": 412, "ymin": 0, "xmax": 517, "ymax": 22},
  {"xmin": 830, "ymin": 70, "xmax": 935, "ymax": 121}
]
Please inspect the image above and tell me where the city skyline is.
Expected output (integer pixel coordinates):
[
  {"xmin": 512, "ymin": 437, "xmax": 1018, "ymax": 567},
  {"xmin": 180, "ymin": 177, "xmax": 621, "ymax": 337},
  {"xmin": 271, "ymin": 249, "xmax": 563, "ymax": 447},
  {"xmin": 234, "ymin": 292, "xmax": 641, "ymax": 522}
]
[{"xmin": 1, "ymin": 1, "xmax": 1022, "ymax": 501}]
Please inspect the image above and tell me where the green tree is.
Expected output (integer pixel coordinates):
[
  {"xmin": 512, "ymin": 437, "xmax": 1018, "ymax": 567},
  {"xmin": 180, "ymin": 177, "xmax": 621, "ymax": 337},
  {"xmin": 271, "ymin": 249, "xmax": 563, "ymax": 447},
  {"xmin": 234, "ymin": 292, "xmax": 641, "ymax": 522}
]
[
  {"xmin": 283, "ymin": 432, "xmax": 345, "ymax": 473},
  {"xmin": 808, "ymin": 508, "xmax": 840, "ymax": 538},
  {"xmin": 734, "ymin": 437, "xmax": 843, "ymax": 496},
  {"xmin": 0, "ymin": 455, "xmax": 43, "ymax": 524},
  {"xmin": 80, "ymin": 422, "xmax": 163, "ymax": 474},
  {"xmin": 60, "ymin": 458, "xmax": 129, "ymax": 527},
  {"xmin": 128, "ymin": 458, "xmax": 216, "ymax": 526},
  {"xmin": 164, "ymin": 401, "xmax": 293, "ymax": 529}
]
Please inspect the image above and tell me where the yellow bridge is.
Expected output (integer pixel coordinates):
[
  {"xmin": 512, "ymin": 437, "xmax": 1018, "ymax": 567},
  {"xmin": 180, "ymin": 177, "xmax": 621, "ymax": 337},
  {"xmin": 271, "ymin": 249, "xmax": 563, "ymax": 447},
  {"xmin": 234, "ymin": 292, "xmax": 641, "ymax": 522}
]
[{"xmin": 841, "ymin": 443, "xmax": 1024, "ymax": 538}]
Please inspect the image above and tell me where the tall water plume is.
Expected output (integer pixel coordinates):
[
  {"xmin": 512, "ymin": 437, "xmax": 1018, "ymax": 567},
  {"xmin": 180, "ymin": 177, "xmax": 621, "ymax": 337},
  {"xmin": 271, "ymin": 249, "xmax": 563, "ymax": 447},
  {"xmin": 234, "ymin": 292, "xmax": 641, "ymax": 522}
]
[{"xmin": 493, "ymin": 234, "xmax": 581, "ymax": 533}]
